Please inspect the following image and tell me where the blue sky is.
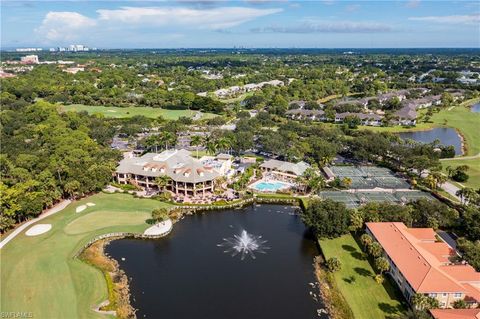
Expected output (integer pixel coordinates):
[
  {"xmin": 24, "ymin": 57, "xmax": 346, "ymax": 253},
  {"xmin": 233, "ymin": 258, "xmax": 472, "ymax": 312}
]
[{"xmin": 1, "ymin": 0, "xmax": 479, "ymax": 48}]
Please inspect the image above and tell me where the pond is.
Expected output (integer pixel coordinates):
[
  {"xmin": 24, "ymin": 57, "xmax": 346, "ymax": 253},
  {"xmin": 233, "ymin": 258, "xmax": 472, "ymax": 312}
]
[
  {"xmin": 106, "ymin": 205, "xmax": 326, "ymax": 319},
  {"xmin": 398, "ymin": 127, "xmax": 462, "ymax": 155},
  {"xmin": 472, "ymin": 103, "xmax": 480, "ymax": 113}
]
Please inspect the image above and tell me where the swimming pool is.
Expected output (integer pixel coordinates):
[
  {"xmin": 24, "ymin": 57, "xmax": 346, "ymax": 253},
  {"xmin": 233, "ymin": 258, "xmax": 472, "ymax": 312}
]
[{"xmin": 250, "ymin": 180, "xmax": 292, "ymax": 192}]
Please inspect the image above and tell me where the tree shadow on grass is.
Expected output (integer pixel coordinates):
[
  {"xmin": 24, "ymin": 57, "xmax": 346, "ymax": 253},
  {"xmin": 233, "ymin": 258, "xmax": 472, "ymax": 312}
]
[
  {"xmin": 342, "ymin": 244, "xmax": 357, "ymax": 252},
  {"xmin": 343, "ymin": 275, "xmax": 357, "ymax": 284},
  {"xmin": 146, "ymin": 218, "xmax": 156, "ymax": 225},
  {"xmin": 351, "ymin": 251, "xmax": 367, "ymax": 260},
  {"xmin": 354, "ymin": 267, "xmax": 373, "ymax": 277},
  {"xmin": 378, "ymin": 302, "xmax": 404, "ymax": 315}
]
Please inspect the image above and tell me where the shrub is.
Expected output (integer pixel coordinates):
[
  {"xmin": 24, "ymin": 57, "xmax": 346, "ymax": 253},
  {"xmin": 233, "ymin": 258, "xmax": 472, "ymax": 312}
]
[
  {"xmin": 326, "ymin": 257, "xmax": 342, "ymax": 272},
  {"xmin": 452, "ymin": 299, "xmax": 468, "ymax": 309},
  {"xmin": 152, "ymin": 208, "xmax": 170, "ymax": 222},
  {"xmin": 374, "ymin": 274, "xmax": 384, "ymax": 284}
]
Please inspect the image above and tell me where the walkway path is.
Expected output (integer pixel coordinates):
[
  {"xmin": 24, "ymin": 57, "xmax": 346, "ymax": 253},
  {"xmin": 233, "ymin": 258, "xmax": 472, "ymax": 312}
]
[
  {"xmin": 439, "ymin": 181, "xmax": 461, "ymax": 202},
  {"xmin": 440, "ymin": 153, "xmax": 480, "ymax": 161},
  {"xmin": 0, "ymin": 200, "xmax": 71, "ymax": 249}
]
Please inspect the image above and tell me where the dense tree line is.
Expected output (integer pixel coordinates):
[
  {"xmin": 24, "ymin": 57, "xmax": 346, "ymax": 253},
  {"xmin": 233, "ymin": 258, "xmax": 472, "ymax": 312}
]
[{"xmin": 0, "ymin": 101, "xmax": 120, "ymax": 232}]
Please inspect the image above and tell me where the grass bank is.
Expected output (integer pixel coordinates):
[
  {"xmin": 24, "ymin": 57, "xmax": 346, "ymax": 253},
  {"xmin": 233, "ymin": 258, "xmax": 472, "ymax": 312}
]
[
  {"xmin": 319, "ymin": 234, "xmax": 407, "ymax": 319},
  {"xmin": 0, "ymin": 193, "xmax": 172, "ymax": 319},
  {"xmin": 441, "ymin": 157, "xmax": 480, "ymax": 189},
  {"xmin": 60, "ymin": 104, "xmax": 217, "ymax": 120}
]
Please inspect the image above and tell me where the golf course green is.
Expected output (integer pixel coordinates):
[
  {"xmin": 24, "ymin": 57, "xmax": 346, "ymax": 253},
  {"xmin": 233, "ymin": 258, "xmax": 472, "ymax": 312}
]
[{"xmin": 0, "ymin": 193, "xmax": 172, "ymax": 319}]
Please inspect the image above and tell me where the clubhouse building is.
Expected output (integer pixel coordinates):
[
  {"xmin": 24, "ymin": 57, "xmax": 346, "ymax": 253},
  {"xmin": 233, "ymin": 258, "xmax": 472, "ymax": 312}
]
[
  {"xmin": 260, "ymin": 159, "xmax": 310, "ymax": 180},
  {"xmin": 115, "ymin": 149, "xmax": 232, "ymax": 198},
  {"xmin": 366, "ymin": 222, "xmax": 480, "ymax": 309}
]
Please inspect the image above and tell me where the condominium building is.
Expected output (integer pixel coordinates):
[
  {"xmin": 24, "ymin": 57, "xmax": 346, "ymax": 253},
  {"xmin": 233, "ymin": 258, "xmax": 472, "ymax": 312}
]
[{"xmin": 366, "ymin": 222, "xmax": 480, "ymax": 309}]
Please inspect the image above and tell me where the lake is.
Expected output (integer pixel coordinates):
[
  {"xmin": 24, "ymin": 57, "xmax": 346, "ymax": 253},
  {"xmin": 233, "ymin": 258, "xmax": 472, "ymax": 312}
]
[
  {"xmin": 472, "ymin": 103, "xmax": 480, "ymax": 113},
  {"xmin": 399, "ymin": 127, "xmax": 462, "ymax": 155},
  {"xmin": 106, "ymin": 205, "xmax": 326, "ymax": 319}
]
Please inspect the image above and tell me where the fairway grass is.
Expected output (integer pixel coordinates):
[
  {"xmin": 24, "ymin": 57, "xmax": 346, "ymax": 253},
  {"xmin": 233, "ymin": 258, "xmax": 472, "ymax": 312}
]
[
  {"xmin": 441, "ymin": 158, "xmax": 480, "ymax": 189},
  {"xmin": 320, "ymin": 234, "xmax": 406, "ymax": 319},
  {"xmin": 60, "ymin": 104, "xmax": 217, "ymax": 120},
  {"xmin": 1, "ymin": 193, "xmax": 172, "ymax": 319}
]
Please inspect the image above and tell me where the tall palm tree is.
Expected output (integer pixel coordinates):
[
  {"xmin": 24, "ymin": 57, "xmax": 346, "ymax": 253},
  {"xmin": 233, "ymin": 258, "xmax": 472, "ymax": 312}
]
[
  {"xmin": 206, "ymin": 140, "xmax": 218, "ymax": 155},
  {"xmin": 159, "ymin": 131, "xmax": 176, "ymax": 150},
  {"xmin": 190, "ymin": 135, "xmax": 203, "ymax": 158},
  {"xmin": 155, "ymin": 175, "xmax": 170, "ymax": 192},
  {"xmin": 217, "ymin": 137, "xmax": 231, "ymax": 154}
]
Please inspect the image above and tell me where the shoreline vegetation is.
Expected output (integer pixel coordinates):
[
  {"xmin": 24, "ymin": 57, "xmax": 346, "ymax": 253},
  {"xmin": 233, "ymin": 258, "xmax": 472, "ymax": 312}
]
[
  {"xmin": 314, "ymin": 255, "xmax": 355, "ymax": 319},
  {"xmin": 79, "ymin": 238, "xmax": 135, "ymax": 319}
]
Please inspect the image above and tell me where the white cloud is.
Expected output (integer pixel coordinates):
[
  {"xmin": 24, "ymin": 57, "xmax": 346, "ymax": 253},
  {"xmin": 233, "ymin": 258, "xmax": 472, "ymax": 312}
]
[
  {"xmin": 408, "ymin": 14, "xmax": 480, "ymax": 25},
  {"xmin": 35, "ymin": 11, "xmax": 96, "ymax": 42},
  {"xmin": 96, "ymin": 6, "xmax": 283, "ymax": 29},
  {"xmin": 33, "ymin": 6, "xmax": 282, "ymax": 43},
  {"xmin": 251, "ymin": 20, "xmax": 392, "ymax": 33}
]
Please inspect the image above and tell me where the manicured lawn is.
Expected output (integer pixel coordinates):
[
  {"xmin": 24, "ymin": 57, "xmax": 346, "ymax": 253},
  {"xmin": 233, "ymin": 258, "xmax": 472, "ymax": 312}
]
[
  {"xmin": 0, "ymin": 193, "xmax": 172, "ymax": 319},
  {"xmin": 320, "ymin": 234, "xmax": 407, "ymax": 319},
  {"xmin": 60, "ymin": 104, "xmax": 217, "ymax": 120},
  {"xmin": 441, "ymin": 158, "xmax": 480, "ymax": 189}
]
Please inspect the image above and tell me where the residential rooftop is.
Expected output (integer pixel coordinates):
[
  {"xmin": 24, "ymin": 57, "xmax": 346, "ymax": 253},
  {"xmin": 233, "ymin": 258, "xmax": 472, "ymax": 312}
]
[{"xmin": 366, "ymin": 222, "xmax": 480, "ymax": 300}]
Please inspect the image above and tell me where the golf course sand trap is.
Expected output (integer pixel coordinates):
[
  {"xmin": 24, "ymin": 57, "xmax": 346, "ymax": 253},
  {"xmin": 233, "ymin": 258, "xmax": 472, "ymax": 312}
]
[
  {"xmin": 25, "ymin": 224, "xmax": 52, "ymax": 236},
  {"xmin": 76, "ymin": 205, "xmax": 87, "ymax": 213},
  {"xmin": 86, "ymin": 203, "xmax": 96, "ymax": 207}
]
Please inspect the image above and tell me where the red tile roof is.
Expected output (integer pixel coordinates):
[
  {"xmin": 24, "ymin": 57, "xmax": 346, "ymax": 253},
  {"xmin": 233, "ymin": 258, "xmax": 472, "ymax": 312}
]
[
  {"xmin": 366, "ymin": 222, "xmax": 480, "ymax": 298},
  {"xmin": 430, "ymin": 309, "xmax": 480, "ymax": 319}
]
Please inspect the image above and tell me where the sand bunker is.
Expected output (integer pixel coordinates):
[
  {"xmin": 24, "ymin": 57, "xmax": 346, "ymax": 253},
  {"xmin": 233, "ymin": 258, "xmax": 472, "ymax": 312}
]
[
  {"xmin": 86, "ymin": 203, "xmax": 96, "ymax": 207},
  {"xmin": 76, "ymin": 205, "xmax": 87, "ymax": 213},
  {"xmin": 25, "ymin": 224, "xmax": 52, "ymax": 236}
]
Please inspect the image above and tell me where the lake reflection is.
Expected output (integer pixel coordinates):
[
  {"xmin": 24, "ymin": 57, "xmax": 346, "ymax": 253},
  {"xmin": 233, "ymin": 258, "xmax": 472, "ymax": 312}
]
[{"xmin": 399, "ymin": 127, "xmax": 462, "ymax": 155}]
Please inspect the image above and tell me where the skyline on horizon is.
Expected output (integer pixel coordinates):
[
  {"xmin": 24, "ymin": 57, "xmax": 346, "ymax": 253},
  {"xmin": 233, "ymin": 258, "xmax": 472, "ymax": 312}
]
[{"xmin": 2, "ymin": 0, "xmax": 479, "ymax": 49}]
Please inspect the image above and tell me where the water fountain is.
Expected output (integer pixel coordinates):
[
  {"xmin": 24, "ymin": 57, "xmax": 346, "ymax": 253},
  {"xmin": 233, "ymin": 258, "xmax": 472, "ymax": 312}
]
[{"xmin": 218, "ymin": 230, "xmax": 269, "ymax": 260}]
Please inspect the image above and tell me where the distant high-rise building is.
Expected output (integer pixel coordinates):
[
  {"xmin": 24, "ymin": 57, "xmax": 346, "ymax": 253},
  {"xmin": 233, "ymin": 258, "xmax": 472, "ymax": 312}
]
[{"xmin": 16, "ymin": 48, "xmax": 42, "ymax": 52}]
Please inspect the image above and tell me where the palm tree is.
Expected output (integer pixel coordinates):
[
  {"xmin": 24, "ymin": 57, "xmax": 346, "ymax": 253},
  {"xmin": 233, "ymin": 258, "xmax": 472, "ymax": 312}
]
[
  {"xmin": 159, "ymin": 131, "xmax": 176, "ymax": 150},
  {"xmin": 206, "ymin": 140, "xmax": 218, "ymax": 155},
  {"xmin": 368, "ymin": 241, "xmax": 382, "ymax": 258},
  {"xmin": 360, "ymin": 234, "xmax": 373, "ymax": 250},
  {"xmin": 374, "ymin": 257, "xmax": 390, "ymax": 274},
  {"xmin": 155, "ymin": 175, "xmax": 170, "ymax": 192},
  {"xmin": 217, "ymin": 137, "xmax": 231, "ymax": 154},
  {"xmin": 425, "ymin": 174, "xmax": 437, "ymax": 190},
  {"xmin": 190, "ymin": 135, "xmax": 203, "ymax": 158},
  {"xmin": 342, "ymin": 177, "xmax": 352, "ymax": 188}
]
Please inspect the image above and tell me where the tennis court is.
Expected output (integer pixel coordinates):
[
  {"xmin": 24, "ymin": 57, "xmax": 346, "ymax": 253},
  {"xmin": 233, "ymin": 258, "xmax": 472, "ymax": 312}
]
[
  {"xmin": 327, "ymin": 165, "xmax": 411, "ymax": 190},
  {"xmin": 319, "ymin": 190, "xmax": 434, "ymax": 207},
  {"xmin": 331, "ymin": 166, "xmax": 365, "ymax": 177},
  {"xmin": 374, "ymin": 176, "xmax": 410, "ymax": 189},
  {"xmin": 318, "ymin": 191, "xmax": 359, "ymax": 208},
  {"xmin": 356, "ymin": 192, "xmax": 398, "ymax": 204}
]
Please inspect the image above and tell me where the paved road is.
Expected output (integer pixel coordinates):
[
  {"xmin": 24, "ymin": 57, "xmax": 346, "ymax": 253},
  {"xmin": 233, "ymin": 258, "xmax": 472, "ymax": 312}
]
[
  {"xmin": 0, "ymin": 199, "xmax": 71, "ymax": 249},
  {"xmin": 440, "ymin": 181, "xmax": 462, "ymax": 202}
]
